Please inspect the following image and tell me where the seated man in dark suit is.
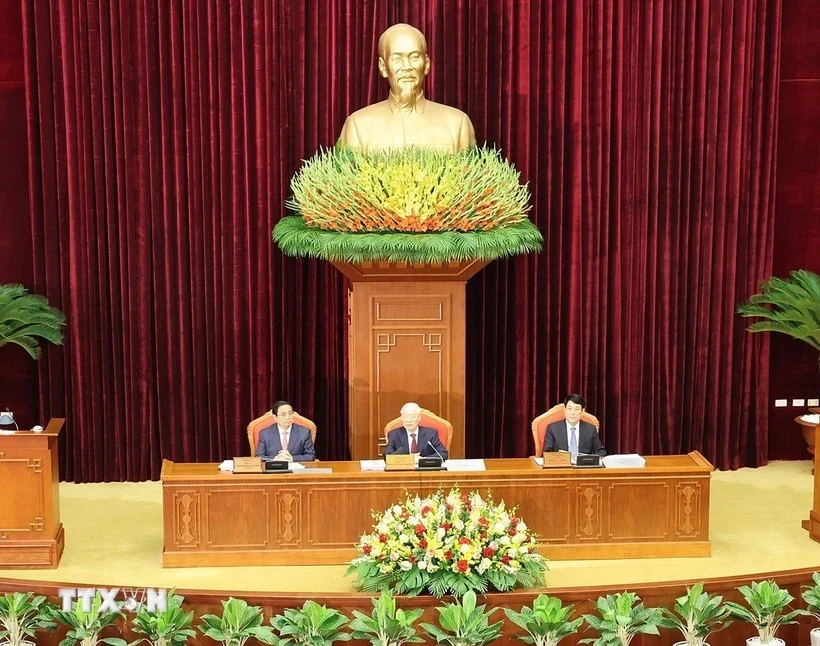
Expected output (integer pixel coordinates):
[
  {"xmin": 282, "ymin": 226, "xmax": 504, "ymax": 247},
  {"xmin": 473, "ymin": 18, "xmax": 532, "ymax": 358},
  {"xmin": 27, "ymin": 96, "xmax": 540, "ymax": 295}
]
[
  {"xmin": 544, "ymin": 393, "xmax": 606, "ymax": 457},
  {"xmin": 255, "ymin": 400, "xmax": 315, "ymax": 462},
  {"xmin": 384, "ymin": 402, "xmax": 449, "ymax": 460}
]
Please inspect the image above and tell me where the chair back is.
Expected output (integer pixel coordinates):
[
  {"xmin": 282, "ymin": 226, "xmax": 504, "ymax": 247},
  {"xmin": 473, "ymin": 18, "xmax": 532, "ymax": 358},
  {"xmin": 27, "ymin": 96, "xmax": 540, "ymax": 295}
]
[
  {"xmin": 383, "ymin": 409, "xmax": 454, "ymax": 450},
  {"xmin": 531, "ymin": 403, "xmax": 600, "ymax": 455},
  {"xmin": 247, "ymin": 411, "xmax": 317, "ymax": 454}
]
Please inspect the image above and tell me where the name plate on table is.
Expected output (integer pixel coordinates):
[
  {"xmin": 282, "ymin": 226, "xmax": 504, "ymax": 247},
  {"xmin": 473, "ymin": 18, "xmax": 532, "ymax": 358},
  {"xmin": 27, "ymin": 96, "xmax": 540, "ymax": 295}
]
[
  {"xmin": 542, "ymin": 452, "xmax": 571, "ymax": 468},
  {"xmin": 232, "ymin": 457, "xmax": 263, "ymax": 473},
  {"xmin": 385, "ymin": 454, "xmax": 415, "ymax": 471}
]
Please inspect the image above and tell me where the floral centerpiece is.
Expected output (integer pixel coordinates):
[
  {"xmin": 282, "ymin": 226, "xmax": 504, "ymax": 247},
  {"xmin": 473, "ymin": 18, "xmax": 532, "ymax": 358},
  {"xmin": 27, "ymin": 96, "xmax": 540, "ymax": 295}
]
[
  {"xmin": 273, "ymin": 147, "xmax": 542, "ymax": 264},
  {"xmin": 346, "ymin": 487, "xmax": 548, "ymax": 597}
]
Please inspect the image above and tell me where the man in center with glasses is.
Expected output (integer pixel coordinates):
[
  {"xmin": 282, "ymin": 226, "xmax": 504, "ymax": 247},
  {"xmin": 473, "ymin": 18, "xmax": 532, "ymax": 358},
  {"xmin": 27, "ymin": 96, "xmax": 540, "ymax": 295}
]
[{"xmin": 255, "ymin": 400, "xmax": 316, "ymax": 462}]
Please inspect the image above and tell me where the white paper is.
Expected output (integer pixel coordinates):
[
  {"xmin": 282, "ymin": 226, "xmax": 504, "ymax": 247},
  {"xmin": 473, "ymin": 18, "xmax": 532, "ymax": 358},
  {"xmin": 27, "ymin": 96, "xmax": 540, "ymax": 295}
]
[
  {"xmin": 801, "ymin": 414, "xmax": 820, "ymax": 424},
  {"xmin": 601, "ymin": 454, "xmax": 646, "ymax": 468},
  {"xmin": 533, "ymin": 457, "xmax": 544, "ymax": 466},
  {"xmin": 218, "ymin": 459, "xmax": 233, "ymax": 471},
  {"xmin": 360, "ymin": 459, "xmax": 386, "ymax": 471},
  {"xmin": 444, "ymin": 459, "xmax": 486, "ymax": 472},
  {"xmin": 288, "ymin": 462, "xmax": 305, "ymax": 470}
]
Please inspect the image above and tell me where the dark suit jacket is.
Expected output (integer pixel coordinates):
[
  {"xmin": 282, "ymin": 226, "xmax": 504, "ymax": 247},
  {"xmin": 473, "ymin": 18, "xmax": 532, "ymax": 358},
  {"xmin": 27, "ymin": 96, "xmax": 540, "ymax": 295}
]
[
  {"xmin": 255, "ymin": 423, "xmax": 315, "ymax": 461},
  {"xmin": 384, "ymin": 425, "xmax": 449, "ymax": 461},
  {"xmin": 544, "ymin": 420, "xmax": 606, "ymax": 456}
]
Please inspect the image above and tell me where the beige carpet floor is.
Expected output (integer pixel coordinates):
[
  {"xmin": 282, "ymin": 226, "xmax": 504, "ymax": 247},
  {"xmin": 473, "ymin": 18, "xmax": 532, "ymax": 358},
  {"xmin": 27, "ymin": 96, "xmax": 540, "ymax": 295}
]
[{"xmin": 2, "ymin": 460, "xmax": 819, "ymax": 593}]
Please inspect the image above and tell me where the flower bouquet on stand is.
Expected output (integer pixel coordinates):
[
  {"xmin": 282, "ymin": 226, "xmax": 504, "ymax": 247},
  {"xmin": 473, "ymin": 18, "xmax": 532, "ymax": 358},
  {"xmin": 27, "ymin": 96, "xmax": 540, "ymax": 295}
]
[{"xmin": 346, "ymin": 487, "xmax": 547, "ymax": 598}]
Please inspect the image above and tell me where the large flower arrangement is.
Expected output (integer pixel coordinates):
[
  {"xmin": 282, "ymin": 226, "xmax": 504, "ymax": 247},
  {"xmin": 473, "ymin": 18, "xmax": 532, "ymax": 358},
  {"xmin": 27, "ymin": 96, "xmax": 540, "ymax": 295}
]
[
  {"xmin": 273, "ymin": 146, "xmax": 542, "ymax": 264},
  {"xmin": 346, "ymin": 488, "xmax": 548, "ymax": 597}
]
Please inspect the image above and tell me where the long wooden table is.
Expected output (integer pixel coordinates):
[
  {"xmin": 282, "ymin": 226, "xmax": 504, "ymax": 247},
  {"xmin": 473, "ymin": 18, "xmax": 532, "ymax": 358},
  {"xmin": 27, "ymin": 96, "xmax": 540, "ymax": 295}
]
[{"xmin": 161, "ymin": 452, "xmax": 712, "ymax": 567}]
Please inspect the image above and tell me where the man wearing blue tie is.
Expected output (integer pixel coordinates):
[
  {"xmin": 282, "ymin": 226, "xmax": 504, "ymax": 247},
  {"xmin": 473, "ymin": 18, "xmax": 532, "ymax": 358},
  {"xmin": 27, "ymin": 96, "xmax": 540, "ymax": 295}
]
[
  {"xmin": 543, "ymin": 394, "xmax": 606, "ymax": 457},
  {"xmin": 384, "ymin": 402, "xmax": 449, "ymax": 460}
]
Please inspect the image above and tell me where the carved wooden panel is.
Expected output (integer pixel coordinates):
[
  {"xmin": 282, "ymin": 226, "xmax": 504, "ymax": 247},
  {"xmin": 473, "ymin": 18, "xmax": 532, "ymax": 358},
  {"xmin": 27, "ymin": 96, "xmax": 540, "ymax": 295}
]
[
  {"xmin": 275, "ymin": 489, "xmax": 301, "ymax": 545},
  {"xmin": 173, "ymin": 491, "xmax": 200, "ymax": 548},
  {"xmin": 576, "ymin": 484, "xmax": 602, "ymax": 539},
  {"xmin": 675, "ymin": 481, "xmax": 702, "ymax": 537},
  {"xmin": 0, "ymin": 457, "xmax": 46, "ymax": 537}
]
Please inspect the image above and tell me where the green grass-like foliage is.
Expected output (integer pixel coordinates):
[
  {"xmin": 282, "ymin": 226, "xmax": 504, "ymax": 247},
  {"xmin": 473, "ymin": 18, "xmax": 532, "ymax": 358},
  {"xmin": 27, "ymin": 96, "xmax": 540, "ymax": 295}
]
[
  {"xmin": 49, "ymin": 593, "xmax": 127, "ymax": 646},
  {"xmin": 504, "ymin": 595, "xmax": 583, "ymax": 646},
  {"xmin": 273, "ymin": 216, "xmax": 542, "ymax": 264},
  {"xmin": 131, "ymin": 593, "xmax": 196, "ymax": 646},
  {"xmin": 580, "ymin": 592, "xmax": 662, "ymax": 646},
  {"xmin": 0, "ymin": 592, "xmax": 55, "ymax": 646},
  {"xmin": 349, "ymin": 591, "xmax": 424, "ymax": 646},
  {"xmin": 269, "ymin": 600, "xmax": 351, "ymax": 645},
  {"xmin": 736, "ymin": 269, "xmax": 820, "ymax": 352},
  {"xmin": 657, "ymin": 583, "xmax": 732, "ymax": 646},
  {"xmin": 420, "ymin": 590, "xmax": 503, "ymax": 646},
  {"xmin": 725, "ymin": 580, "xmax": 806, "ymax": 644},
  {"xmin": 287, "ymin": 146, "xmax": 530, "ymax": 233},
  {"xmin": 198, "ymin": 597, "xmax": 276, "ymax": 646},
  {"xmin": 802, "ymin": 571, "xmax": 820, "ymax": 621},
  {"xmin": 0, "ymin": 284, "xmax": 65, "ymax": 359}
]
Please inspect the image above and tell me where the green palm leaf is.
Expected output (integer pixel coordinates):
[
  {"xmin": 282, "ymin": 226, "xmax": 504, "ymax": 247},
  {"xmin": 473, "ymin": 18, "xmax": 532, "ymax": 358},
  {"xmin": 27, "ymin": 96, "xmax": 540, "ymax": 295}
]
[{"xmin": 0, "ymin": 284, "xmax": 66, "ymax": 359}]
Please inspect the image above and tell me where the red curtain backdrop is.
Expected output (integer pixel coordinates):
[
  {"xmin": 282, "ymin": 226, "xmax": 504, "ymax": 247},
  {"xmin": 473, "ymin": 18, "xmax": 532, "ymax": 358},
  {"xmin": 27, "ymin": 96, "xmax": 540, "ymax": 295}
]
[{"xmin": 21, "ymin": 0, "xmax": 781, "ymax": 482}]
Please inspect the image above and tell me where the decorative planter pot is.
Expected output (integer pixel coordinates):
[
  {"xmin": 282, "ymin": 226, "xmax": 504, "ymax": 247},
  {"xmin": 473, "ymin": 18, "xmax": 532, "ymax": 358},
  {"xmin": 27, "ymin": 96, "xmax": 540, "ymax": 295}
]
[
  {"xmin": 811, "ymin": 626, "xmax": 820, "ymax": 646},
  {"xmin": 745, "ymin": 638, "xmax": 785, "ymax": 646},
  {"xmin": 673, "ymin": 642, "xmax": 710, "ymax": 646}
]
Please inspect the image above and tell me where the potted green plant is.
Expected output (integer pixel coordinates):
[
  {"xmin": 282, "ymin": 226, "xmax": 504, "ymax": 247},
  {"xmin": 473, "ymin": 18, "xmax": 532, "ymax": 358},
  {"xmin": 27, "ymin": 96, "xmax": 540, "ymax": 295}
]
[
  {"xmin": 131, "ymin": 592, "xmax": 195, "ymax": 646},
  {"xmin": 580, "ymin": 591, "xmax": 663, "ymax": 645},
  {"xmin": 0, "ymin": 284, "xmax": 65, "ymax": 359},
  {"xmin": 658, "ymin": 583, "xmax": 732, "ymax": 646},
  {"xmin": 198, "ymin": 597, "xmax": 276, "ymax": 646},
  {"xmin": 48, "ymin": 592, "xmax": 127, "ymax": 646},
  {"xmin": 504, "ymin": 594, "xmax": 583, "ymax": 645},
  {"xmin": 0, "ymin": 592, "xmax": 55, "ymax": 646},
  {"xmin": 801, "ymin": 572, "xmax": 820, "ymax": 646},
  {"xmin": 269, "ymin": 600, "xmax": 350, "ymax": 644},
  {"xmin": 725, "ymin": 579, "xmax": 806, "ymax": 645},
  {"xmin": 349, "ymin": 590, "xmax": 424, "ymax": 645},
  {"xmin": 420, "ymin": 590, "xmax": 503, "ymax": 645}
]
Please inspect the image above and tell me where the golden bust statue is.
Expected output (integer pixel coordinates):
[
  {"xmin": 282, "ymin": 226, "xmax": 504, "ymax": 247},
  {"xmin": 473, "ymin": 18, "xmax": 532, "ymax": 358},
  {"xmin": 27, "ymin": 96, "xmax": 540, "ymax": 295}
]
[{"xmin": 337, "ymin": 23, "xmax": 476, "ymax": 153}]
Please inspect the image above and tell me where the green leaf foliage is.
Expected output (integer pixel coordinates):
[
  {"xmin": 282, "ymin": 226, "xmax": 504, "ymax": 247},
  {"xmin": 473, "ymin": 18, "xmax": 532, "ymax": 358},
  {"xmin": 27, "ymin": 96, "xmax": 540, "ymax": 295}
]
[
  {"xmin": 273, "ymin": 216, "xmax": 542, "ymax": 264},
  {"xmin": 0, "ymin": 284, "xmax": 66, "ymax": 359},
  {"xmin": 0, "ymin": 591, "xmax": 56, "ymax": 646},
  {"xmin": 657, "ymin": 583, "xmax": 732, "ymax": 646},
  {"xmin": 725, "ymin": 579, "xmax": 807, "ymax": 643},
  {"xmin": 48, "ymin": 593, "xmax": 127, "ymax": 646},
  {"xmin": 349, "ymin": 590, "xmax": 424, "ymax": 645},
  {"xmin": 504, "ymin": 594, "xmax": 583, "ymax": 646},
  {"xmin": 198, "ymin": 597, "xmax": 276, "ymax": 646},
  {"xmin": 580, "ymin": 592, "xmax": 662, "ymax": 646},
  {"xmin": 420, "ymin": 590, "xmax": 503, "ymax": 646},
  {"xmin": 268, "ymin": 599, "xmax": 351, "ymax": 645},
  {"xmin": 736, "ymin": 269, "xmax": 820, "ymax": 352},
  {"xmin": 802, "ymin": 571, "xmax": 820, "ymax": 621},
  {"xmin": 130, "ymin": 592, "xmax": 196, "ymax": 646}
]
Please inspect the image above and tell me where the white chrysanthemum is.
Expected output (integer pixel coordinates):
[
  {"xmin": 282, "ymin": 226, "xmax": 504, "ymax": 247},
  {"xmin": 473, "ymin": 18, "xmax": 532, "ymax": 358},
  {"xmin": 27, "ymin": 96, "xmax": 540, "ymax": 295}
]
[
  {"xmin": 477, "ymin": 557, "xmax": 492, "ymax": 573},
  {"xmin": 417, "ymin": 560, "xmax": 427, "ymax": 570},
  {"xmin": 517, "ymin": 520, "xmax": 528, "ymax": 532},
  {"xmin": 436, "ymin": 527, "xmax": 445, "ymax": 539},
  {"xmin": 459, "ymin": 543, "xmax": 471, "ymax": 554},
  {"xmin": 500, "ymin": 535, "xmax": 511, "ymax": 546},
  {"xmin": 390, "ymin": 552, "xmax": 400, "ymax": 561},
  {"xmin": 493, "ymin": 522, "xmax": 508, "ymax": 534},
  {"xmin": 399, "ymin": 560, "xmax": 413, "ymax": 571},
  {"xmin": 454, "ymin": 519, "xmax": 464, "ymax": 531},
  {"xmin": 392, "ymin": 505, "xmax": 402, "ymax": 515}
]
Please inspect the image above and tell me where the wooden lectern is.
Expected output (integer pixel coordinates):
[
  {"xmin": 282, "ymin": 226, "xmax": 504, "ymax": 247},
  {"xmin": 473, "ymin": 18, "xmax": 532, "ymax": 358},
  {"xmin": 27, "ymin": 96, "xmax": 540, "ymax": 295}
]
[
  {"xmin": 334, "ymin": 260, "xmax": 487, "ymax": 460},
  {"xmin": 806, "ymin": 406, "xmax": 820, "ymax": 543},
  {"xmin": 0, "ymin": 418, "xmax": 64, "ymax": 567}
]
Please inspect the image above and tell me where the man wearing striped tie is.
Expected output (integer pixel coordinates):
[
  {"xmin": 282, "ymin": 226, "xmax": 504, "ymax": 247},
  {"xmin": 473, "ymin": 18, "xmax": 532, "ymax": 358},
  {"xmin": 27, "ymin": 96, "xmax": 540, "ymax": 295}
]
[{"xmin": 543, "ymin": 394, "xmax": 606, "ymax": 458}]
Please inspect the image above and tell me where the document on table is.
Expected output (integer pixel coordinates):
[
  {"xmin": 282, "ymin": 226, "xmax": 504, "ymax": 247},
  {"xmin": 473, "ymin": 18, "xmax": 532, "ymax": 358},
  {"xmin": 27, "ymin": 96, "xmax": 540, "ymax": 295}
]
[
  {"xmin": 360, "ymin": 459, "xmax": 386, "ymax": 471},
  {"xmin": 218, "ymin": 459, "xmax": 233, "ymax": 471},
  {"xmin": 533, "ymin": 457, "xmax": 544, "ymax": 466},
  {"xmin": 444, "ymin": 459, "xmax": 486, "ymax": 471},
  {"xmin": 601, "ymin": 454, "xmax": 646, "ymax": 468}
]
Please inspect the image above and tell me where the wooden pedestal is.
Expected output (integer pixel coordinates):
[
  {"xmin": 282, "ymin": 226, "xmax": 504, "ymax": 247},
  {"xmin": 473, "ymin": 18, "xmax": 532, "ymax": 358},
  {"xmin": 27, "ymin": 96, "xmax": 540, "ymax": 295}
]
[
  {"xmin": 0, "ymin": 418, "xmax": 64, "ymax": 568},
  {"xmin": 807, "ymin": 408, "xmax": 820, "ymax": 542},
  {"xmin": 333, "ymin": 260, "xmax": 487, "ymax": 460}
]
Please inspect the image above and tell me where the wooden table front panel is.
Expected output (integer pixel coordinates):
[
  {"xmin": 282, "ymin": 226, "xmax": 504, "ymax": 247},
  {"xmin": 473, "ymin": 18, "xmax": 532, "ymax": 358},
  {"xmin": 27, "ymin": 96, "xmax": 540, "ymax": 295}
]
[{"xmin": 161, "ymin": 454, "xmax": 711, "ymax": 567}]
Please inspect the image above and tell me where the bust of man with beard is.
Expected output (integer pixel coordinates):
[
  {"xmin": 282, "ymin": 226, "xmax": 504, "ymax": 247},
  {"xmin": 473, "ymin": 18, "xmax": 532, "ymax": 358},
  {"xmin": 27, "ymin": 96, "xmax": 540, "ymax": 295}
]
[{"xmin": 337, "ymin": 23, "xmax": 476, "ymax": 154}]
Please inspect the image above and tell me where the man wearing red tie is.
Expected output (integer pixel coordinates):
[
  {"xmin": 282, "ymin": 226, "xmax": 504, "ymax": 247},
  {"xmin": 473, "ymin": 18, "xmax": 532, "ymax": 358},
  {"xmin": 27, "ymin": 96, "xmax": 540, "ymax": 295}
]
[
  {"xmin": 255, "ymin": 400, "xmax": 315, "ymax": 462},
  {"xmin": 384, "ymin": 402, "xmax": 449, "ymax": 460}
]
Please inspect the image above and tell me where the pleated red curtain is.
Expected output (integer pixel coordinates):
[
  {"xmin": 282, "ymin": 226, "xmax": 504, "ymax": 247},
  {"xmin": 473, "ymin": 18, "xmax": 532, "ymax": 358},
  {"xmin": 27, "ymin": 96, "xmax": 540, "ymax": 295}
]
[{"xmin": 23, "ymin": 0, "xmax": 779, "ymax": 481}]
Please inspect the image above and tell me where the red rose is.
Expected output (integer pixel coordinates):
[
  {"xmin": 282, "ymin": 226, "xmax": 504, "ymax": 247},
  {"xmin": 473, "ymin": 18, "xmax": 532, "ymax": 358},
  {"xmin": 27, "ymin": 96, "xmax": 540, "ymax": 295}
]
[
  {"xmin": 483, "ymin": 547, "xmax": 495, "ymax": 558},
  {"xmin": 508, "ymin": 529, "xmax": 517, "ymax": 536},
  {"xmin": 458, "ymin": 537, "xmax": 471, "ymax": 545},
  {"xmin": 409, "ymin": 555, "xmax": 416, "ymax": 563},
  {"xmin": 444, "ymin": 550, "xmax": 453, "ymax": 560},
  {"xmin": 379, "ymin": 534, "xmax": 387, "ymax": 543},
  {"xmin": 421, "ymin": 505, "xmax": 432, "ymax": 515},
  {"xmin": 457, "ymin": 559, "xmax": 469, "ymax": 573},
  {"xmin": 414, "ymin": 523, "xmax": 425, "ymax": 535},
  {"xmin": 419, "ymin": 539, "xmax": 428, "ymax": 548},
  {"xmin": 363, "ymin": 545, "xmax": 372, "ymax": 554},
  {"xmin": 441, "ymin": 522, "xmax": 452, "ymax": 530},
  {"xmin": 502, "ymin": 555, "xmax": 511, "ymax": 564},
  {"xmin": 478, "ymin": 517, "xmax": 489, "ymax": 527},
  {"xmin": 480, "ymin": 531, "xmax": 487, "ymax": 540}
]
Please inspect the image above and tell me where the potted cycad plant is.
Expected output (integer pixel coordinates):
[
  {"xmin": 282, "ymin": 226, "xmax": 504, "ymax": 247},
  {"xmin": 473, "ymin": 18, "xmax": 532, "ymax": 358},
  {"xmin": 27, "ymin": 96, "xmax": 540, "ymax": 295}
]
[
  {"xmin": 131, "ymin": 592, "xmax": 195, "ymax": 646},
  {"xmin": 420, "ymin": 590, "xmax": 503, "ymax": 646},
  {"xmin": 349, "ymin": 590, "xmax": 424, "ymax": 646},
  {"xmin": 725, "ymin": 579, "xmax": 805, "ymax": 645},
  {"xmin": 48, "ymin": 592, "xmax": 127, "ymax": 646},
  {"xmin": 658, "ymin": 583, "xmax": 732, "ymax": 646},
  {"xmin": 198, "ymin": 597, "xmax": 275, "ymax": 646},
  {"xmin": 504, "ymin": 594, "xmax": 583, "ymax": 645},
  {"xmin": 802, "ymin": 572, "xmax": 820, "ymax": 646},
  {"xmin": 0, "ymin": 592, "xmax": 55, "ymax": 646},
  {"xmin": 580, "ymin": 592, "xmax": 663, "ymax": 645},
  {"xmin": 0, "ymin": 284, "xmax": 65, "ymax": 359},
  {"xmin": 269, "ymin": 600, "xmax": 350, "ymax": 644}
]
